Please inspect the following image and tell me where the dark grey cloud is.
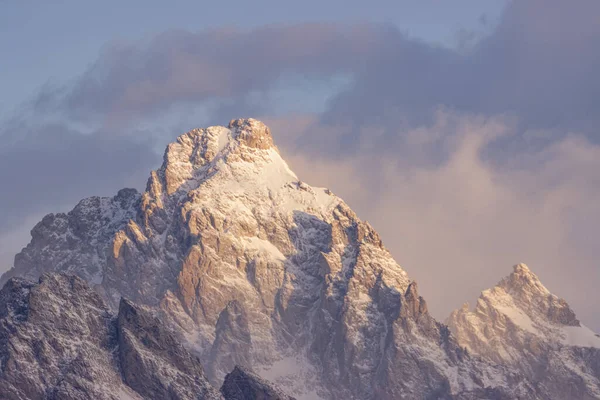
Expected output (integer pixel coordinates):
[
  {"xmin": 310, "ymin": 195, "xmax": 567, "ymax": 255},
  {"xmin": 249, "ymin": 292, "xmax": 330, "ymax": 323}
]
[
  {"xmin": 31, "ymin": 1, "xmax": 599, "ymax": 158},
  {"xmin": 35, "ymin": 24, "xmax": 398, "ymax": 124},
  {"xmin": 314, "ymin": 0, "xmax": 600, "ymax": 155},
  {"xmin": 0, "ymin": 120, "xmax": 158, "ymax": 235}
]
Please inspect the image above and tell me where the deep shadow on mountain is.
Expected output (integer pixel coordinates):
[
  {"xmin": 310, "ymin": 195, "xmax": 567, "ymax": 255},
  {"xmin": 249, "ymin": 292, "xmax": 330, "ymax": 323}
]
[{"xmin": 0, "ymin": 273, "xmax": 294, "ymax": 400}]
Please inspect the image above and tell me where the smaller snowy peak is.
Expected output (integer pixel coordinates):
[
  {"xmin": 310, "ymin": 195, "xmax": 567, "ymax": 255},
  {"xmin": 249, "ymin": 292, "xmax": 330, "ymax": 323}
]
[
  {"xmin": 448, "ymin": 263, "xmax": 600, "ymax": 360},
  {"xmin": 464, "ymin": 263, "xmax": 583, "ymax": 329},
  {"xmin": 448, "ymin": 263, "xmax": 600, "ymax": 398},
  {"xmin": 498, "ymin": 263, "xmax": 551, "ymax": 298},
  {"xmin": 495, "ymin": 263, "xmax": 580, "ymax": 327}
]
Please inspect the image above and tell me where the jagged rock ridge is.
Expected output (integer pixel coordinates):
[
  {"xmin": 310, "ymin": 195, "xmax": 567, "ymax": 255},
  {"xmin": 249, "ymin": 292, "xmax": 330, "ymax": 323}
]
[
  {"xmin": 0, "ymin": 273, "xmax": 221, "ymax": 399},
  {"xmin": 2, "ymin": 119, "xmax": 599, "ymax": 399},
  {"xmin": 0, "ymin": 273, "xmax": 294, "ymax": 400}
]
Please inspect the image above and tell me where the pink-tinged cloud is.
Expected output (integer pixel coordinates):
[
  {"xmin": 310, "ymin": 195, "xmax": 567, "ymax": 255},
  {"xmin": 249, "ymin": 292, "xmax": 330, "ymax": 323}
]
[{"xmin": 272, "ymin": 111, "xmax": 600, "ymax": 330}]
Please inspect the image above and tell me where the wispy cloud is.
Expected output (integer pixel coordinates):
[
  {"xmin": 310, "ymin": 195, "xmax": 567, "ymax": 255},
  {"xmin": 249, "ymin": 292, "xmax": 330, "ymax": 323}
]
[{"xmin": 278, "ymin": 112, "xmax": 600, "ymax": 327}]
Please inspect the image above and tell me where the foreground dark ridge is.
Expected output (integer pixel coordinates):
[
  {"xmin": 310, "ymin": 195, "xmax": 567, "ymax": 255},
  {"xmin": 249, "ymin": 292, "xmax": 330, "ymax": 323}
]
[
  {"xmin": 2, "ymin": 119, "xmax": 600, "ymax": 399},
  {"xmin": 0, "ymin": 273, "xmax": 292, "ymax": 399}
]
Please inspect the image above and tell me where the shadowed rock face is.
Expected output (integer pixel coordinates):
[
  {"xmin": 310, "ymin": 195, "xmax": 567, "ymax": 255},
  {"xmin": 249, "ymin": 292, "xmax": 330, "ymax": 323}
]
[
  {"xmin": 117, "ymin": 298, "xmax": 221, "ymax": 400},
  {"xmin": 0, "ymin": 274, "xmax": 127, "ymax": 400},
  {"xmin": 0, "ymin": 273, "xmax": 222, "ymax": 400},
  {"xmin": 0, "ymin": 273, "xmax": 302, "ymax": 400},
  {"xmin": 2, "ymin": 120, "xmax": 600, "ymax": 399},
  {"xmin": 221, "ymin": 366, "xmax": 296, "ymax": 400},
  {"xmin": 209, "ymin": 300, "xmax": 252, "ymax": 382}
]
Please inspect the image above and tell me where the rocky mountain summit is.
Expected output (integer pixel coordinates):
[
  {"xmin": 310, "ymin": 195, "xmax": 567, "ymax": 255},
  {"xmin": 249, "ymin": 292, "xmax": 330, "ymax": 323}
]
[{"xmin": 1, "ymin": 119, "xmax": 600, "ymax": 399}]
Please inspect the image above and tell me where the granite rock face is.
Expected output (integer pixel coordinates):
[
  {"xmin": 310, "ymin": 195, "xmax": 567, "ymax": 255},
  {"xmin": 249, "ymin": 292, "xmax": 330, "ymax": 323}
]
[
  {"xmin": 2, "ymin": 119, "xmax": 600, "ymax": 399},
  {"xmin": 209, "ymin": 300, "xmax": 253, "ymax": 382},
  {"xmin": 116, "ymin": 297, "xmax": 221, "ymax": 400}
]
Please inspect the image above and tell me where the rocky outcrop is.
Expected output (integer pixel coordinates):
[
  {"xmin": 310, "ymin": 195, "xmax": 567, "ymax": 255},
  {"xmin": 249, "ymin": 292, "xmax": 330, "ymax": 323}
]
[
  {"xmin": 447, "ymin": 263, "xmax": 600, "ymax": 400},
  {"xmin": 0, "ymin": 189, "xmax": 140, "ymax": 289},
  {"xmin": 0, "ymin": 274, "xmax": 129, "ymax": 400},
  {"xmin": 117, "ymin": 298, "xmax": 221, "ymax": 400},
  {"xmin": 228, "ymin": 119, "xmax": 274, "ymax": 150},
  {"xmin": 220, "ymin": 366, "xmax": 296, "ymax": 400}
]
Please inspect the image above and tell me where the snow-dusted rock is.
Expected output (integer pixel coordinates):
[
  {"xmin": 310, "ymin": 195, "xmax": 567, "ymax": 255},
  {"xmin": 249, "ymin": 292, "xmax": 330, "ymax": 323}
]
[
  {"xmin": 447, "ymin": 263, "xmax": 600, "ymax": 400},
  {"xmin": 1, "ymin": 188, "xmax": 140, "ymax": 288},
  {"xmin": 0, "ymin": 273, "xmax": 221, "ymax": 400},
  {"xmin": 117, "ymin": 297, "xmax": 221, "ymax": 400}
]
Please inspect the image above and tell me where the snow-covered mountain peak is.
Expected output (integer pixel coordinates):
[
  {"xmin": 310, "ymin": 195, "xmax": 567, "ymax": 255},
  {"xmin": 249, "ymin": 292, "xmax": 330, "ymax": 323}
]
[
  {"xmin": 156, "ymin": 118, "xmax": 285, "ymax": 196},
  {"xmin": 447, "ymin": 263, "xmax": 600, "ymax": 397},
  {"xmin": 450, "ymin": 263, "xmax": 584, "ymax": 339},
  {"xmin": 497, "ymin": 262, "xmax": 551, "ymax": 299},
  {"xmin": 487, "ymin": 263, "xmax": 583, "ymax": 328},
  {"xmin": 6, "ymin": 119, "xmax": 442, "ymax": 398}
]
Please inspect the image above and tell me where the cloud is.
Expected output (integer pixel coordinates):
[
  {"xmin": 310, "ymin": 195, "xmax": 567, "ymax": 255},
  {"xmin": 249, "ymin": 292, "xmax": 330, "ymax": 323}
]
[
  {"xmin": 0, "ymin": 119, "xmax": 158, "ymax": 234},
  {"xmin": 29, "ymin": 2, "xmax": 600, "ymax": 145},
  {"xmin": 280, "ymin": 111, "xmax": 600, "ymax": 330},
  {"xmin": 35, "ymin": 24, "xmax": 397, "ymax": 125},
  {"xmin": 315, "ymin": 0, "xmax": 600, "ymax": 155},
  {"xmin": 29, "ymin": 1, "xmax": 600, "ymax": 153}
]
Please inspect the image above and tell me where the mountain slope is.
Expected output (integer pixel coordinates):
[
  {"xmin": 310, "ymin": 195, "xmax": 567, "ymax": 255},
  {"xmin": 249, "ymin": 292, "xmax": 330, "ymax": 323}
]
[
  {"xmin": 0, "ymin": 119, "xmax": 554, "ymax": 399},
  {"xmin": 0, "ymin": 273, "xmax": 221, "ymax": 400},
  {"xmin": 1, "ymin": 188, "xmax": 140, "ymax": 287},
  {"xmin": 447, "ymin": 263, "xmax": 600, "ymax": 399}
]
